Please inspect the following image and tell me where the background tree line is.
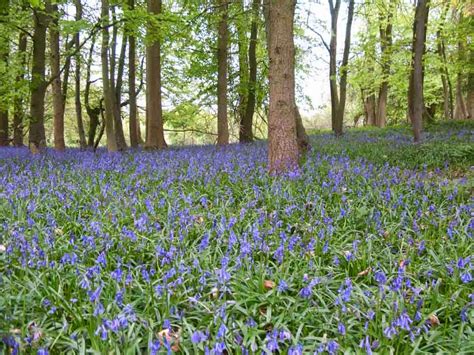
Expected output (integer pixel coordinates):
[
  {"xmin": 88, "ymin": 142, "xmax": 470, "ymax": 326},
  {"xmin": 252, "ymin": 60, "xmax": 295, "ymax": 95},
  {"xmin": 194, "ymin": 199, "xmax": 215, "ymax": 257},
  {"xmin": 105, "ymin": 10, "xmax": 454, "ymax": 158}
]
[{"xmin": 0, "ymin": 0, "xmax": 472, "ymax": 171}]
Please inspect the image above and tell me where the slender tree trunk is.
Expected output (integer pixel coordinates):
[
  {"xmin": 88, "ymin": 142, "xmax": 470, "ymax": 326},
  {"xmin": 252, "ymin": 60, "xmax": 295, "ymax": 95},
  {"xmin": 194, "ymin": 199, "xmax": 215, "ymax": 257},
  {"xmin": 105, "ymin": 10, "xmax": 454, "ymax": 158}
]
[
  {"xmin": 29, "ymin": 2, "xmax": 51, "ymax": 152},
  {"xmin": 467, "ymin": 47, "xmax": 474, "ymax": 119},
  {"xmin": 85, "ymin": 35, "xmax": 100, "ymax": 147},
  {"xmin": 0, "ymin": 0, "xmax": 9, "ymax": 146},
  {"xmin": 113, "ymin": 32, "xmax": 127, "ymax": 149},
  {"xmin": 376, "ymin": 0, "xmax": 393, "ymax": 128},
  {"xmin": 128, "ymin": 0, "xmax": 138, "ymax": 147},
  {"xmin": 333, "ymin": 0, "xmax": 354, "ymax": 136},
  {"xmin": 436, "ymin": 2, "xmax": 453, "ymax": 120},
  {"xmin": 267, "ymin": 0, "xmax": 299, "ymax": 173},
  {"xmin": 101, "ymin": 0, "xmax": 118, "ymax": 152},
  {"xmin": 13, "ymin": 32, "xmax": 27, "ymax": 147},
  {"xmin": 328, "ymin": 0, "xmax": 340, "ymax": 133},
  {"xmin": 408, "ymin": 0, "xmax": 429, "ymax": 143},
  {"xmin": 216, "ymin": 0, "xmax": 229, "ymax": 145},
  {"xmin": 145, "ymin": 0, "xmax": 167, "ymax": 149},
  {"xmin": 237, "ymin": 0, "xmax": 249, "ymax": 142},
  {"xmin": 74, "ymin": 0, "xmax": 87, "ymax": 148},
  {"xmin": 50, "ymin": 3, "xmax": 65, "ymax": 150}
]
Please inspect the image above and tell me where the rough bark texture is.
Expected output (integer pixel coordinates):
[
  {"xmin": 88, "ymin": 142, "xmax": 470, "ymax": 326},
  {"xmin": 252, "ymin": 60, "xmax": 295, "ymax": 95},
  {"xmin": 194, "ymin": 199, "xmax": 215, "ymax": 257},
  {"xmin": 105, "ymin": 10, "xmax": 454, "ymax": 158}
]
[
  {"xmin": 216, "ymin": 0, "xmax": 229, "ymax": 145},
  {"xmin": 74, "ymin": 0, "xmax": 87, "ymax": 149},
  {"xmin": 13, "ymin": 32, "xmax": 27, "ymax": 147},
  {"xmin": 85, "ymin": 35, "xmax": 100, "ymax": 147},
  {"xmin": 376, "ymin": 1, "xmax": 393, "ymax": 128},
  {"xmin": 364, "ymin": 94, "xmax": 376, "ymax": 126},
  {"xmin": 267, "ymin": 0, "xmax": 299, "ymax": 173},
  {"xmin": 333, "ymin": 0, "xmax": 354, "ymax": 136},
  {"xmin": 112, "ymin": 33, "xmax": 127, "ymax": 150},
  {"xmin": 145, "ymin": 0, "xmax": 167, "ymax": 149},
  {"xmin": 128, "ymin": 0, "xmax": 138, "ymax": 147},
  {"xmin": 50, "ymin": 4, "xmax": 65, "ymax": 150},
  {"xmin": 29, "ymin": 2, "xmax": 50, "ymax": 151},
  {"xmin": 0, "ymin": 0, "xmax": 9, "ymax": 146},
  {"xmin": 408, "ymin": 0, "xmax": 429, "ymax": 143},
  {"xmin": 101, "ymin": 0, "xmax": 118, "ymax": 152}
]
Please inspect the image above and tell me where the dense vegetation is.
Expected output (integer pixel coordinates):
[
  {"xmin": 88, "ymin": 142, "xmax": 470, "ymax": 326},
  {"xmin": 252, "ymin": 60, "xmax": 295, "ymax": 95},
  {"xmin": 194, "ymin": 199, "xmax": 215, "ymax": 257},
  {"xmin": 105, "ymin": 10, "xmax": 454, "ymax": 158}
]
[{"xmin": 1, "ymin": 123, "xmax": 473, "ymax": 354}]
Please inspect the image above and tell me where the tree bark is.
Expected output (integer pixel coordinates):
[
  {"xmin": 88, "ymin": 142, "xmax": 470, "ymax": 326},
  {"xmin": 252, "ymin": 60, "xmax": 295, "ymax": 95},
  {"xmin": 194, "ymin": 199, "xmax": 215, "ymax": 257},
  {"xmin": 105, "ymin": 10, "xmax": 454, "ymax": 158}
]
[
  {"xmin": 237, "ymin": 0, "xmax": 250, "ymax": 142},
  {"xmin": 128, "ymin": 0, "xmax": 138, "ymax": 147},
  {"xmin": 364, "ymin": 93, "xmax": 376, "ymax": 126},
  {"xmin": 436, "ymin": 1, "xmax": 453, "ymax": 120},
  {"xmin": 376, "ymin": 0, "xmax": 394, "ymax": 128},
  {"xmin": 467, "ymin": 47, "xmax": 474, "ymax": 119},
  {"xmin": 408, "ymin": 0, "xmax": 429, "ymax": 143},
  {"xmin": 328, "ymin": 0, "xmax": 341, "ymax": 133},
  {"xmin": 112, "ymin": 30, "xmax": 127, "ymax": 150},
  {"xmin": 85, "ymin": 34, "xmax": 100, "ymax": 148},
  {"xmin": 216, "ymin": 0, "xmax": 229, "ymax": 145},
  {"xmin": 50, "ymin": 3, "xmax": 65, "ymax": 150},
  {"xmin": 267, "ymin": 0, "xmax": 299, "ymax": 173},
  {"xmin": 13, "ymin": 32, "xmax": 27, "ymax": 147},
  {"xmin": 74, "ymin": 0, "xmax": 87, "ymax": 149},
  {"xmin": 29, "ymin": 2, "xmax": 51, "ymax": 151},
  {"xmin": 145, "ymin": 0, "xmax": 167, "ymax": 149},
  {"xmin": 101, "ymin": 0, "xmax": 118, "ymax": 152},
  {"xmin": 333, "ymin": 0, "xmax": 354, "ymax": 136},
  {"xmin": 0, "ymin": 0, "xmax": 9, "ymax": 146}
]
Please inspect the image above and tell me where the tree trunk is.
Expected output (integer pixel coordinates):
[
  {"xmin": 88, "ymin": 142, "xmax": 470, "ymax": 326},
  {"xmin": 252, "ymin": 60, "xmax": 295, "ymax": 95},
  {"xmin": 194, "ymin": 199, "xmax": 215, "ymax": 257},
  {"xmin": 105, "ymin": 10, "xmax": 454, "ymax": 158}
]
[
  {"xmin": 334, "ymin": 0, "xmax": 354, "ymax": 136},
  {"xmin": 128, "ymin": 0, "xmax": 138, "ymax": 147},
  {"xmin": 267, "ymin": 0, "xmax": 299, "ymax": 173},
  {"xmin": 112, "ymin": 31, "xmax": 127, "ymax": 150},
  {"xmin": 0, "ymin": 0, "xmax": 9, "ymax": 146},
  {"xmin": 85, "ymin": 34, "xmax": 100, "ymax": 148},
  {"xmin": 145, "ymin": 0, "xmax": 167, "ymax": 149},
  {"xmin": 216, "ymin": 0, "xmax": 229, "ymax": 145},
  {"xmin": 101, "ymin": 0, "xmax": 118, "ymax": 152},
  {"xmin": 408, "ymin": 0, "xmax": 429, "ymax": 143},
  {"xmin": 13, "ymin": 32, "xmax": 27, "ymax": 147},
  {"xmin": 328, "ymin": 0, "xmax": 340, "ymax": 133},
  {"xmin": 436, "ymin": 2, "xmax": 453, "ymax": 120},
  {"xmin": 74, "ymin": 0, "xmax": 87, "ymax": 149},
  {"xmin": 376, "ymin": 0, "xmax": 394, "ymax": 128},
  {"xmin": 467, "ymin": 47, "xmax": 474, "ymax": 119},
  {"xmin": 364, "ymin": 94, "xmax": 377, "ymax": 126},
  {"xmin": 29, "ymin": 2, "xmax": 51, "ymax": 151},
  {"xmin": 237, "ymin": 0, "xmax": 250, "ymax": 142},
  {"xmin": 50, "ymin": 3, "xmax": 65, "ymax": 151}
]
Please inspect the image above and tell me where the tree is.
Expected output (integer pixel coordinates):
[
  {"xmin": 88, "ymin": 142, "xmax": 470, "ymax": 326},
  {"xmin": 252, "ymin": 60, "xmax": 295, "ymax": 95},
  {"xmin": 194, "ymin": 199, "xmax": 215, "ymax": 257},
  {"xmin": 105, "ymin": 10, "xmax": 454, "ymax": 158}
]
[
  {"xmin": 329, "ymin": 0, "xmax": 355, "ymax": 136},
  {"xmin": 267, "ymin": 0, "xmax": 299, "ymax": 173},
  {"xmin": 74, "ymin": 0, "xmax": 87, "ymax": 149},
  {"xmin": 128, "ymin": 0, "xmax": 139, "ymax": 148},
  {"xmin": 101, "ymin": 0, "xmax": 118, "ymax": 152},
  {"xmin": 216, "ymin": 0, "xmax": 229, "ymax": 145},
  {"xmin": 145, "ymin": 0, "xmax": 167, "ymax": 149},
  {"xmin": 0, "ymin": 0, "xmax": 9, "ymax": 146},
  {"xmin": 408, "ymin": 0, "xmax": 430, "ymax": 143},
  {"xmin": 50, "ymin": 3, "xmax": 65, "ymax": 150},
  {"xmin": 13, "ymin": 32, "xmax": 27, "ymax": 147},
  {"xmin": 29, "ymin": 1, "xmax": 51, "ymax": 152}
]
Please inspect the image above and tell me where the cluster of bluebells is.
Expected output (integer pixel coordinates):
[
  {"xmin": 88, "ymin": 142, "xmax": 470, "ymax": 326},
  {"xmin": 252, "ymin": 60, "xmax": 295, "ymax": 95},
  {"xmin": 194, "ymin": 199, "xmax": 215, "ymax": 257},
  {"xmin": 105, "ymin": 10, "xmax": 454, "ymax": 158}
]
[{"xmin": 0, "ymin": 128, "xmax": 472, "ymax": 353}]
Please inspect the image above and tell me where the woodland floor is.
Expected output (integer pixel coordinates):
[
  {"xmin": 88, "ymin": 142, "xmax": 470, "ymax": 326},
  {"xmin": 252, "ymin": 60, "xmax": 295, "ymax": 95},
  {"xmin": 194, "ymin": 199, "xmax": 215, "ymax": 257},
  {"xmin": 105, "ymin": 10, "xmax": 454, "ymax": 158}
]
[{"xmin": 0, "ymin": 121, "xmax": 473, "ymax": 354}]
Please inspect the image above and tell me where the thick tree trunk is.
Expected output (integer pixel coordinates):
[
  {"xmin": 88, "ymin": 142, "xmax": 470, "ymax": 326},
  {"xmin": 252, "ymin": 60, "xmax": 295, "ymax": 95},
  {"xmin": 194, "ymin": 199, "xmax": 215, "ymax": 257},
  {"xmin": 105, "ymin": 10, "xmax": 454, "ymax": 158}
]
[
  {"xmin": 145, "ymin": 0, "xmax": 167, "ymax": 149},
  {"xmin": 267, "ymin": 0, "xmax": 299, "ymax": 173},
  {"xmin": 13, "ymin": 32, "xmax": 27, "ymax": 147},
  {"xmin": 364, "ymin": 94, "xmax": 377, "ymax": 126},
  {"xmin": 74, "ymin": 0, "xmax": 87, "ymax": 149},
  {"xmin": 0, "ymin": 0, "xmax": 9, "ymax": 146},
  {"xmin": 333, "ymin": 0, "xmax": 354, "ymax": 136},
  {"xmin": 50, "ymin": 4, "xmax": 65, "ymax": 151},
  {"xmin": 408, "ymin": 0, "xmax": 429, "ymax": 143},
  {"xmin": 85, "ymin": 35, "xmax": 100, "ymax": 148},
  {"xmin": 216, "ymin": 0, "xmax": 229, "ymax": 145},
  {"xmin": 376, "ymin": 1, "xmax": 393, "ymax": 128},
  {"xmin": 128, "ymin": 0, "xmax": 138, "ymax": 147},
  {"xmin": 29, "ymin": 2, "xmax": 51, "ymax": 151},
  {"xmin": 101, "ymin": 0, "xmax": 118, "ymax": 152},
  {"xmin": 454, "ymin": 74, "xmax": 468, "ymax": 119}
]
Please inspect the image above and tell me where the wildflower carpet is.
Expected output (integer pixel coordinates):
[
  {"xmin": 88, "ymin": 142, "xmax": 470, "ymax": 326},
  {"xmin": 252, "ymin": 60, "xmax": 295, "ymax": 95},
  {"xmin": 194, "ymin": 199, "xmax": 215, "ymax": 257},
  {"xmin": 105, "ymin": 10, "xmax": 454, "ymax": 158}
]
[{"xmin": 0, "ymin": 125, "xmax": 473, "ymax": 354}]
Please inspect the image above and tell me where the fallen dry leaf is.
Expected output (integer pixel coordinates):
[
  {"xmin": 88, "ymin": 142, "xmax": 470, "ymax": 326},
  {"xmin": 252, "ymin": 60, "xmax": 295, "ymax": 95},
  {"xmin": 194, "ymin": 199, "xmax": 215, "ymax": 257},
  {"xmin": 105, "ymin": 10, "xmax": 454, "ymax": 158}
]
[
  {"xmin": 357, "ymin": 267, "xmax": 371, "ymax": 276},
  {"xmin": 428, "ymin": 314, "xmax": 440, "ymax": 327},
  {"xmin": 263, "ymin": 280, "xmax": 275, "ymax": 290},
  {"xmin": 157, "ymin": 329, "xmax": 180, "ymax": 352}
]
